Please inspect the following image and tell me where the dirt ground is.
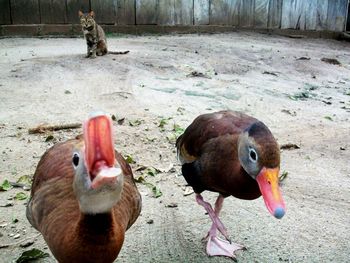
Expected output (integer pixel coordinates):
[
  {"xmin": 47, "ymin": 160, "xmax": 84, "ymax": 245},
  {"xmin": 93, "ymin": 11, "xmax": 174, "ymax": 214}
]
[{"xmin": 0, "ymin": 32, "xmax": 349, "ymax": 263}]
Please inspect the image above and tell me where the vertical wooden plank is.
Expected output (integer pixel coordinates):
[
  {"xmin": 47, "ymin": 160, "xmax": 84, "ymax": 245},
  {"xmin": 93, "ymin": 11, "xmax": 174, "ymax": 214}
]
[
  {"xmin": 304, "ymin": 0, "xmax": 317, "ymax": 30},
  {"xmin": 210, "ymin": 0, "xmax": 240, "ymax": 26},
  {"xmin": 347, "ymin": 3, "xmax": 350, "ymax": 31},
  {"xmin": 0, "ymin": 0, "xmax": 11, "ymax": 24},
  {"xmin": 268, "ymin": 0, "xmax": 282, "ymax": 28},
  {"xmin": 281, "ymin": 0, "xmax": 306, "ymax": 30},
  {"xmin": 327, "ymin": 0, "xmax": 348, "ymax": 31},
  {"xmin": 240, "ymin": 0, "xmax": 255, "ymax": 27},
  {"xmin": 11, "ymin": 0, "xmax": 40, "ymax": 24},
  {"xmin": 91, "ymin": 0, "xmax": 117, "ymax": 24},
  {"xmin": 174, "ymin": 0, "xmax": 193, "ymax": 25},
  {"xmin": 116, "ymin": 0, "xmax": 135, "ymax": 25},
  {"xmin": 40, "ymin": 0, "xmax": 67, "ymax": 24},
  {"xmin": 66, "ymin": 0, "xmax": 90, "ymax": 24},
  {"xmin": 158, "ymin": 0, "xmax": 175, "ymax": 25},
  {"xmin": 136, "ymin": 0, "xmax": 158, "ymax": 24},
  {"xmin": 254, "ymin": 0, "xmax": 269, "ymax": 28},
  {"xmin": 194, "ymin": 0, "xmax": 209, "ymax": 25}
]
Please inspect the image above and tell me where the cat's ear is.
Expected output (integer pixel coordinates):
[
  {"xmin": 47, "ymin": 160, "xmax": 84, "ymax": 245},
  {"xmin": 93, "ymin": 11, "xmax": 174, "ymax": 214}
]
[
  {"xmin": 78, "ymin": 10, "xmax": 83, "ymax": 18},
  {"xmin": 89, "ymin": 11, "xmax": 95, "ymax": 18}
]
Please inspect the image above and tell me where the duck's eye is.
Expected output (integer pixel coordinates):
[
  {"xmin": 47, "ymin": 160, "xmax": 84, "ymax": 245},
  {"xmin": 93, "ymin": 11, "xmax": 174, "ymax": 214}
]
[
  {"xmin": 249, "ymin": 148, "xmax": 258, "ymax": 162},
  {"xmin": 72, "ymin": 153, "xmax": 80, "ymax": 167}
]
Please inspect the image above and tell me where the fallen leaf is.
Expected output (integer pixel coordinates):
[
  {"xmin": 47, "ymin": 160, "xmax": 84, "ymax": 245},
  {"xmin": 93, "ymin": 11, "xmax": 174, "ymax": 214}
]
[
  {"xmin": 166, "ymin": 202, "xmax": 178, "ymax": 208},
  {"xmin": 16, "ymin": 248, "xmax": 49, "ymax": 263},
  {"xmin": 0, "ymin": 180, "xmax": 12, "ymax": 191},
  {"xmin": 279, "ymin": 171, "xmax": 288, "ymax": 182},
  {"xmin": 129, "ymin": 119, "xmax": 142, "ymax": 127},
  {"xmin": 125, "ymin": 155, "xmax": 136, "ymax": 164},
  {"xmin": 262, "ymin": 71, "xmax": 278, "ymax": 76},
  {"xmin": 324, "ymin": 116, "xmax": 333, "ymax": 121},
  {"xmin": 280, "ymin": 143, "xmax": 300, "ymax": 150},
  {"xmin": 14, "ymin": 192, "xmax": 28, "ymax": 201},
  {"xmin": 296, "ymin": 56, "xmax": 311, "ymax": 60},
  {"xmin": 183, "ymin": 187, "xmax": 194, "ymax": 196},
  {"xmin": 150, "ymin": 184, "xmax": 162, "ymax": 198},
  {"xmin": 16, "ymin": 175, "xmax": 32, "ymax": 186},
  {"xmin": 146, "ymin": 219, "xmax": 154, "ymax": 224},
  {"xmin": 321, "ymin": 58, "xmax": 341, "ymax": 65},
  {"xmin": 45, "ymin": 134, "xmax": 54, "ymax": 142}
]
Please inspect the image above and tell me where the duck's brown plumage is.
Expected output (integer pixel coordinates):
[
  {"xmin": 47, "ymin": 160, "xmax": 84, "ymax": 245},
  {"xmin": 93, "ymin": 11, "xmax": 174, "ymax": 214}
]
[
  {"xmin": 176, "ymin": 110, "xmax": 285, "ymax": 259},
  {"xmin": 177, "ymin": 110, "xmax": 279, "ymax": 199},
  {"xmin": 27, "ymin": 135, "xmax": 141, "ymax": 263}
]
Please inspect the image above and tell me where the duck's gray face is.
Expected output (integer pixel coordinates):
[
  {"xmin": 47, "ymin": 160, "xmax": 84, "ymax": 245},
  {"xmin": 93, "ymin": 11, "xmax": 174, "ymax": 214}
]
[
  {"xmin": 72, "ymin": 113, "xmax": 124, "ymax": 214},
  {"xmin": 238, "ymin": 121, "xmax": 286, "ymax": 219}
]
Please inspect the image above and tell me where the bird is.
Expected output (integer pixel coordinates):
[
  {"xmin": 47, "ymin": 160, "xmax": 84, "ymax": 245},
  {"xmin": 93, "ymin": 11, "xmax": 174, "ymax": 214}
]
[
  {"xmin": 26, "ymin": 112, "xmax": 141, "ymax": 263},
  {"xmin": 176, "ymin": 110, "xmax": 286, "ymax": 259}
]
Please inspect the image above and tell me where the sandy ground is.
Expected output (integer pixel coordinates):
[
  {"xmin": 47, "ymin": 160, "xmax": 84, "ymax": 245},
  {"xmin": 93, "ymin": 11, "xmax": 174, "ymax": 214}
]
[{"xmin": 0, "ymin": 32, "xmax": 349, "ymax": 263}]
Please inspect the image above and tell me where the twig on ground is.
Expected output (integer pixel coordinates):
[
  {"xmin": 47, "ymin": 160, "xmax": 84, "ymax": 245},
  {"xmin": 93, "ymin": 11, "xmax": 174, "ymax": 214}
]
[{"xmin": 28, "ymin": 123, "xmax": 81, "ymax": 134}]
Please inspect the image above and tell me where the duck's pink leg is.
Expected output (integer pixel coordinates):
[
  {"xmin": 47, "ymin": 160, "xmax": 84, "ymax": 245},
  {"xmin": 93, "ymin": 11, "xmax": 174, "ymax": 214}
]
[{"xmin": 196, "ymin": 194, "xmax": 245, "ymax": 258}]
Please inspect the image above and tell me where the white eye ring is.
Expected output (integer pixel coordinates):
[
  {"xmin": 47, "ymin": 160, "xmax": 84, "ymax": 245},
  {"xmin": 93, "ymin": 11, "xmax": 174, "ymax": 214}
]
[{"xmin": 249, "ymin": 148, "xmax": 258, "ymax": 163}]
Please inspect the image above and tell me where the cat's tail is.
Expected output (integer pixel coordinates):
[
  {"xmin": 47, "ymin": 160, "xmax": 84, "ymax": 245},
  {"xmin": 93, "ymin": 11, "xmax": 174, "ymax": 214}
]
[{"xmin": 108, "ymin": 51, "xmax": 130, "ymax": 55}]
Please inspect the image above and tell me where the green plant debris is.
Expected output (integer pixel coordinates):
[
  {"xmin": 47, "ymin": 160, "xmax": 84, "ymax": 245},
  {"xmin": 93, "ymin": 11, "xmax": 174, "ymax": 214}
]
[
  {"xmin": 129, "ymin": 119, "xmax": 142, "ymax": 127},
  {"xmin": 0, "ymin": 180, "xmax": 12, "ymax": 191},
  {"xmin": 324, "ymin": 116, "xmax": 333, "ymax": 121},
  {"xmin": 16, "ymin": 248, "xmax": 49, "ymax": 263},
  {"xmin": 134, "ymin": 174, "xmax": 162, "ymax": 198},
  {"xmin": 14, "ymin": 192, "xmax": 28, "ymax": 201},
  {"xmin": 16, "ymin": 175, "xmax": 32, "ymax": 186},
  {"xmin": 177, "ymin": 107, "xmax": 185, "ymax": 114},
  {"xmin": 45, "ymin": 134, "xmax": 54, "ymax": 142},
  {"xmin": 125, "ymin": 155, "xmax": 136, "ymax": 164}
]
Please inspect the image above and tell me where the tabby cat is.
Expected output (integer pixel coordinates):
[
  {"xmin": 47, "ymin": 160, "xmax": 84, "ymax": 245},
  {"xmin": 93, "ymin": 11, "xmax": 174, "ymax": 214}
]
[{"xmin": 79, "ymin": 11, "xmax": 129, "ymax": 58}]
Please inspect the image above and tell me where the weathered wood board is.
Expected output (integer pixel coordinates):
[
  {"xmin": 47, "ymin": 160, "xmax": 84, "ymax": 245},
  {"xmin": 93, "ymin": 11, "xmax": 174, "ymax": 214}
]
[
  {"xmin": 173, "ymin": 0, "xmax": 193, "ymax": 25},
  {"xmin": 255, "ymin": 0, "xmax": 269, "ymax": 28},
  {"xmin": 327, "ymin": 0, "xmax": 348, "ymax": 32},
  {"xmin": 194, "ymin": 0, "xmax": 209, "ymax": 25},
  {"xmin": 268, "ymin": 0, "xmax": 282, "ymax": 28},
  {"xmin": 40, "ymin": 0, "xmax": 67, "ymax": 24},
  {"xmin": 11, "ymin": 0, "xmax": 40, "ymax": 24},
  {"xmin": 91, "ymin": 0, "xmax": 117, "ymax": 24},
  {"xmin": 67, "ymin": 0, "xmax": 90, "ymax": 24},
  {"xmin": 136, "ymin": 0, "xmax": 158, "ymax": 24},
  {"xmin": 240, "ymin": 0, "xmax": 254, "ymax": 27},
  {"xmin": 0, "ymin": 0, "xmax": 11, "ymax": 24},
  {"xmin": 116, "ymin": 0, "xmax": 135, "ymax": 25},
  {"xmin": 210, "ymin": 0, "xmax": 240, "ymax": 26}
]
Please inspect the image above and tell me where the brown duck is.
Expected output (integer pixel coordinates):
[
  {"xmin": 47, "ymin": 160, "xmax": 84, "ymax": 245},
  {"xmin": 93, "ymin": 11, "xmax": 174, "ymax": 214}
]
[
  {"xmin": 176, "ymin": 110, "xmax": 286, "ymax": 259},
  {"xmin": 26, "ymin": 112, "xmax": 141, "ymax": 263}
]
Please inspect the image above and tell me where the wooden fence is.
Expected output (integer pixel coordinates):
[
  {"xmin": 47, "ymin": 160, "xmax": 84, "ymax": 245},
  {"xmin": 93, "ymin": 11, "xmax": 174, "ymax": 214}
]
[{"xmin": 0, "ymin": 0, "xmax": 349, "ymax": 32}]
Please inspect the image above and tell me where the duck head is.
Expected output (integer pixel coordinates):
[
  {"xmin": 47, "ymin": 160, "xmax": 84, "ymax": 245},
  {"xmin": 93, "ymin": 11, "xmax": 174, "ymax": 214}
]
[
  {"xmin": 72, "ymin": 112, "xmax": 124, "ymax": 214},
  {"xmin": 238, "ymin": 121, "xmax": 286, "ymax": 219}
]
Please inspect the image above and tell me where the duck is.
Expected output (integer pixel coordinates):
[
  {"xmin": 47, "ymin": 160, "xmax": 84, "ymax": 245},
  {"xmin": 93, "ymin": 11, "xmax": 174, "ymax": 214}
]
[
  {"xmin": 176, "ymin": 110, "xmax": 286, "ymax": 259},
  {"xmin": 26, "ymin": 112, "xmax": 141, "ymax": 263}
]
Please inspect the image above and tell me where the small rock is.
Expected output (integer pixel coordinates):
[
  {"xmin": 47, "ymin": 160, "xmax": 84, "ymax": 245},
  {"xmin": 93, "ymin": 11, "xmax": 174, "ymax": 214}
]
[
  {"xmin": 146, "ymin": 219, "xmax": 154, "ymax": 224},
  {"xmin": 13, "ymin": 233, "xmax": 20, "ymax": 239},
  {"xmin": 340, "ymin": 147, "xmax": 346, "ymax": 151}
]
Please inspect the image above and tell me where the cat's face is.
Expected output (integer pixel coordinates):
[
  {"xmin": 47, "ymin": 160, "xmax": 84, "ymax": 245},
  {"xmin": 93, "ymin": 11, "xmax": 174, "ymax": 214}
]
[{"xmin": 79, "ymin": 11, "xmax": 95, "ymax": 32}]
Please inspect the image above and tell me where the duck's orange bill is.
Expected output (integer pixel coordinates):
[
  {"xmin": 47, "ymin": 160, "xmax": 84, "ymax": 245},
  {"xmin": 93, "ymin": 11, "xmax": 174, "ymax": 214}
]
[
  {"xmin": 84, "ymin": 113, "xmax": 116, "ymax": 189},
  {"xmin": 256, "ymin": 167, "xmax": 286, "ymax": 219}
]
